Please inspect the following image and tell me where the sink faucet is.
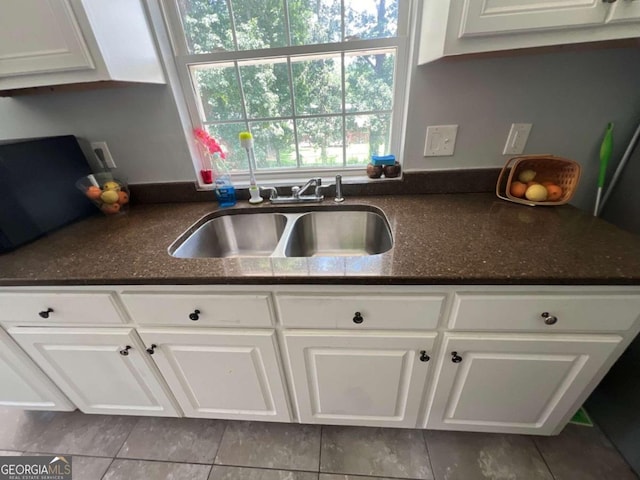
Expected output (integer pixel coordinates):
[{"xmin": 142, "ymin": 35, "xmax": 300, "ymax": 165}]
[
  {"xmin": 262, "ymin": 176, "xmax": 344, "ymax": 204},
  {"xmin": 292, "ymin": 178, "xmax": 321, "ymax": 199}
]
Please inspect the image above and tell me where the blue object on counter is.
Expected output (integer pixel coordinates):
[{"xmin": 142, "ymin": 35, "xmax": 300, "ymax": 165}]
[
  {"xmin": 371, "ymin": 154, "xmax": 396, "ymax": 166},
  {"xmin": 214, "ymin": 176, "xmax": 237, "ymax": 207}
]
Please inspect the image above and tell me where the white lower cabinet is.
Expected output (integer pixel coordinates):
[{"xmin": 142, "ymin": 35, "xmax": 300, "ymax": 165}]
[
  {"xmin": 9, "ymin": 327, "xmax": 179, "ymax": 417},
  {"xmin": 0, "ymin": 329, "xmax": 74, "ymax": 411},
  {"xmin": 284, "ymin": 331, "xmax": 436, "ymax": 427},
  {"xmin": 1, "ymin": 286, "xmax": 637, "ymax": 435},
  {"xmin": 137, "ymin": 328, "xmax": 291, "ymax": 421},
  {"xmin": 426, "ymin": 333, "xmax": 622, "ymax": 435}
]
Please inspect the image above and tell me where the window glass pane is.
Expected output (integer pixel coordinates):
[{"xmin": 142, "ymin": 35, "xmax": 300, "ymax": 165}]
[
  {"xmin": 292, "ymin": 54, "xmax": 342, "ymax": 116},
  {"xmin": 232, "ymin": 0, "xmax": 287, "ymax": 50},
  {"xmin": 288, "ymin": 0, "xmax": 341, "ymax": 46},
  {"xmin": 345, "ymin": 49, "xmax": 395, "ymax": 113},
  {"xmin": 206, "ymin": 123, "xmax": 249, "ymax": 170},
  {"xmin": 239, "ymin": 59, "xmax": 292, "ymax": 119},
  {"xmin": 297, "ymin": 117, "xmax": 344, "ymax": 168},
  {"xmin": 249, "ymin": 120, "xmax": 297, "ymax": 169},
  {"xmin": 344, "ymin": 0, "xmax": 398, "ymax": 40},
  {"xmin": 346, "ymin": 113, "xmax": 391, "ymax": 165},
  {"xmin": 191, "ymin": 63, "xmax": 244, "ymax": 122},
  {"xmin": 178, "ymin": 0, "xmax": 234, "ymax": 53}
]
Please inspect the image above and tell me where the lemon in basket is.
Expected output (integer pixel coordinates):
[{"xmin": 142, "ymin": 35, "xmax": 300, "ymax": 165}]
[{"xmin": 525, "ymin": 184, "xmax": 548, "ymax": 202}]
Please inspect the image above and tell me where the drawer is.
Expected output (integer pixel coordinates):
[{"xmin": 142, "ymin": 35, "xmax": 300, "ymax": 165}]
[
  {"xmin": 276, "ymin": 294, "xmax": 444, "ymax": 329},
  {"xmin": 0, "ymin": 292, "xmax": 125, "ymax": 325},
  {"xmin": 120, "ymin": 292, "xmax": 274, "ymax": 327},
  {"xmin": 450, "ymin": 293, "xmax": 640, "ymax": 332}
]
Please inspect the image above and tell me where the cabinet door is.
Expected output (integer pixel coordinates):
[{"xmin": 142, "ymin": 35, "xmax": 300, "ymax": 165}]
[
  {"xmin": 9, "ymin": 327, "xmax": 179, "ymax": 417},
  {"xmin": 426, "ymin": 333, "xmax": 621, "ymax": 435},
  {"xmin": 137, "ymin": 329, "xmax": 290, "ymax": 422},
  {"xmin": 608, "ymin": 1, "xmax": 640, "ymax": 23},
  {"xmin": 0, "ymin": 0, "xmax": 94, "ymax": 77},
  {"xmin": 284, "ymin": 331, "xmax": 436, "ymax": 427},
  {"xmin": 0, "ymin": 329, "xmax": 74, "ymax": 411},
  {"xmin": 460, "ymin": 0, "xmax": 609, "ymax": 37}
]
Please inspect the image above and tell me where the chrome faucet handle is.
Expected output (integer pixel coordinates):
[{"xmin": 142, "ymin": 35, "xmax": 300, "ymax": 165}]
[
  {"xmin": 291, "ymin": 186, "xmax": 301, "ymax": 198},
  {"xmin": 260, "ymin": 186, "xmax": 278, "ymax": 200},
  {"xmin": 334, "ymin": 175, "xmax": 345, "ymax": 203}
]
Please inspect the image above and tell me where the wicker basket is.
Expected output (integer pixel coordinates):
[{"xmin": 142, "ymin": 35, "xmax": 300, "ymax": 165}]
[{"xmin": 496, "ymin": 154, "xmax": 581, "ymax": 206}]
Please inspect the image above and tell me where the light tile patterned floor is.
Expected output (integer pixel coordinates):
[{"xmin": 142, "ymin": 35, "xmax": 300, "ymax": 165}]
[{"xmin": 0, "ymin": 407, "xmax": 636, "ymax": 480}]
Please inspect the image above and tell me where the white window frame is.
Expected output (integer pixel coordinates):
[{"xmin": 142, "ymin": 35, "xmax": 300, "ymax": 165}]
[{"xmin": 159, "ymin": 0, "xmax": 414, "ymax": 188}]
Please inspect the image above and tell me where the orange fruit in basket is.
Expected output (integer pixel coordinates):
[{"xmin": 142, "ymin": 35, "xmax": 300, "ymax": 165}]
[
  {"xmin": 117, "ymin": 191, "xmax": 129, "ymax": 205},
  {"xmin": 86, "ymin": 186, "xmax": 102, "ymax": 200},
  {"xmin": 101, "ymin": 203, "xmax": 121, "ymax": 215},
  {"xmin": 510, "ymin": 181, "xmax": 527, "ymax": 198},
  {"xmin": 546, "ymin": 184, "xmax": 563, "ymax": 201}
]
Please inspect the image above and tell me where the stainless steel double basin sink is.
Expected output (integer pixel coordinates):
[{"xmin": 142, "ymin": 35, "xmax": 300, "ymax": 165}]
[{"xmin": 170, "ymin": 206, "xmax": 393, "ymax": 258}]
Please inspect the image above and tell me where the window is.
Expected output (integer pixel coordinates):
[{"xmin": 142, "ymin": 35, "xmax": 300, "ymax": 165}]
[{"xmin": 162, "ymin": 0, "xmax": 411, "ymax": 182}]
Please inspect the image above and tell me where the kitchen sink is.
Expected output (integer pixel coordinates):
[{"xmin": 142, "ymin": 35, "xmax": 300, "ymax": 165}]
[
  {"xmin": 283, "ymin": 211, "xmax": 393, "ymax": 257},
  {"xmin": 171, "ymin": 213, "xmax": 288, "ymax": 258},
  {"xmin": 169, "ymin": 206, "xmax": 393, "ymax": 258}
]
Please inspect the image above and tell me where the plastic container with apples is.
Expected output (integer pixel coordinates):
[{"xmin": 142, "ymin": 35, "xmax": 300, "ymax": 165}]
[{"xmin": 76, "ymin": 172, "xmax": 130, "ymax": 215}]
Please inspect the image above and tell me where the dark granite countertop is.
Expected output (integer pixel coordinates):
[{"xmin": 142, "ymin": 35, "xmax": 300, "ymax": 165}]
[{"xmin": 2, "ymin": 193, "xmax": 640, "ymax": 286}]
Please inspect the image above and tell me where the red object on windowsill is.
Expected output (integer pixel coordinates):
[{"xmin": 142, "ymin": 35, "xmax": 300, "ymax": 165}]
[{"xmin": 200, "ymin": 169, "xmax": 213, "ymax": 184}]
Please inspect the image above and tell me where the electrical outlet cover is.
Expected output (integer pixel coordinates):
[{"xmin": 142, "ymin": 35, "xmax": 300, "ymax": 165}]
[
  {"xmin": 90, "ymin": 141, "xmax": 117, "ymax": 169},
  {"xmin": 424, "ymin": 125, "xmax": 458, "ymax": 157},
  {"xmin": 503, "ymin": 123, "xmax": 532, "ymax": 155}
]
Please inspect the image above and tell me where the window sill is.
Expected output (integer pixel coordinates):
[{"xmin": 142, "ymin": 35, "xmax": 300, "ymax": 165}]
[{"xmin": 195, "ymin": 173, "xmax": 403, "ymax": 191}]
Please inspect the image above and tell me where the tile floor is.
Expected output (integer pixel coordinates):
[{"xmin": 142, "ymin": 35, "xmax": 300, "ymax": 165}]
[{"xmin": 0, "ymin": 408, "xmax": 636, "ymax": 480}]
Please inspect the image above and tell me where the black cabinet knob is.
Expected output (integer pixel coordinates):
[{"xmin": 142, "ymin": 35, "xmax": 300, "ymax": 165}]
[
  {"xmin": 353, "ymin": 312, "xmax": 363, "ymax": 324},
  {"xmin": 119, "ymin": 345, "xmax": 132, "ymax": 356},
  {"xmin": 146, "ymin": 344, "xmax": 157, "ymax": 355},
  {"xmin": 39, "ymin": 308, "xmax": 54, "ymax": 319},
  {"xmin": 419, "ymin": 350, "xmax": 430, "ymax": 362},
  {"xmin": 189, "ymin": 309, "xmax": 201, "ymax": 321},
  {"xmin": 541, "ymin": 312, "xmax": 558, "ymax": 325},
  {"xmin": 451, "ymin": 351, "xmax": 462, "ymax": 363}
]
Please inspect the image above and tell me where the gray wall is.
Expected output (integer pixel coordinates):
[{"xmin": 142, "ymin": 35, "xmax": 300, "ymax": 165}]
[
  {"xmin": 0, "ymin": 84, "xmax": 194, "ymax": 183},
  {"xmin": 404, "ymin": 46, "xmax": 640, "ymax": 211},
  {"xmin": 1, "ymin": 45, "xmax": 640, "ymax": 212}
]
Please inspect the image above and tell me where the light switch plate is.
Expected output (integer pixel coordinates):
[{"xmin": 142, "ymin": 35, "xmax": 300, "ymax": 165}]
[
  {"xmin": 503, "ymin": 123, "xmax": 532, "ymax": 155},
  {"xmin": 424, "ymin": 125, "xmax": 458, "ymax": 157},
  {"xmin": 90, "ymin": 141, "xmax": 117, "ymax": 169}
]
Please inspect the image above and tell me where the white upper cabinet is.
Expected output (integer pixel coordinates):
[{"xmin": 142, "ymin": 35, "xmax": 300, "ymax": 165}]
[
  {"xmin": 0, "ymin": 0, "xmax": 93, "ymax": 77},
  {"xmin": 419, "ymin": 0, "xmax": 640, "ymax": 64},
  {"xmin": 0, "ymin": 0, "xmax": 165, "ymax": 91},
  {"xmin": 460, "ymin": 0, "xmax": 608, "ymax": 37},
  {"xmin": 608, "ymin": 0, "xmax": 640, "ymax": 23}
]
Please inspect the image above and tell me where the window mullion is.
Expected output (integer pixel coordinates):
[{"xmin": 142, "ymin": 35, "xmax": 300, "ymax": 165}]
[
  {"xmin": 226, "ymin": 0, "xmax": 239, "ymax": 51},
  {"xmin": 341, "ymin": 51, "xmax": 347, "ymax": 168},
  {"xmin": 286, "ymin": 57, "xmax": 301, "ymax": 168},
  {"xmin": 178, "ymin": 38, "xmax": 401, "ymax": 65},
  {"xmin": 282, "ymin": 0, "xmax": 292, "ymax": 46}
]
